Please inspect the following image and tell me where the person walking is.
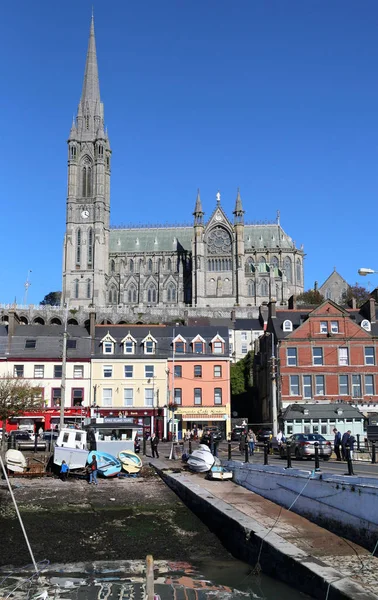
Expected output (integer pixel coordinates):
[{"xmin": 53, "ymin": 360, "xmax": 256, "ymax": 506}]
[
  {"xmin": 89, "ymin": 454, "xmax": 98, "ymax": 485},
  {"xmin": 247, "ymin": 429, "xmax": 256, "ymax": 456},
  {"xmin": 341, "ymin": 430, "xmax": 351, "ymax": 461},
  {"xmin": 349, "ymin": 432, "xmax": 356, "ymax": 460},
  {"xmin": 150, "ymin": 432, "xmax": 159, "ymax": 458},
  {"xmin": 60, "ymin": 460, "xmax": 69, "ymax": 481},
  {"xmin": 333, "ymin": 428, "xmax": 342, "ymax": 461}
]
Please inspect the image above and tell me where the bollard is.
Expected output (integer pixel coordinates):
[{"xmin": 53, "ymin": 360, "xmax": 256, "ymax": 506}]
[
  {"xmin": 263, "ymin": 441, "xmax": 269, "ymax": 465},
  {"xmin": 372, "ymin": 441, "xmax": 376, "ymax": 464},
  {"xmin": 228, "ymin": 440, "xmax": 232, "ymax": 461},
  {"xmin": 314, "ymin": 442, "xmax": 320, "ymax": 472},
  {"xmin": 244, "ymin": 442, "xmax": 249, "ymax": 463},
  {"xmin": 356, "ymin": 434, "xmax": 360, "ymax": 452},
  {"xmin": 146, "ymin": 554, "xmax": 154, "ymax": 600},
  {"xmin": 286, "ymin": 445, "xmax": 292, "ymax": 469},
  {"xmin": 189, "ymin": 440, "xmax": 192, "ymax": 455},
  {"xmin": 210, "ymin": 439, "xmax": 215, "ymax": 455},
  {"xmin": 143, "ymin": 438, "xmax": 146, "ymax": 456},
  {"xmin": 346, "ymin": 444, "xmax": 354, "ymax": 476}
]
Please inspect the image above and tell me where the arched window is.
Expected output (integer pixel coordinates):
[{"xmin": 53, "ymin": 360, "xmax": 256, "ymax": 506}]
[
  {"xmin": 108, "ymin": 287, "xmax": 117, "ymax": 304},
  {"xmin": 260, "ymin": 279, "xmax": 268, "ymax": 296},
  {"xmin": 74, "ymin": 279, "xmax": 79, "ymax": 299},
  {"xmin": 245, "ymin": 257, "xmax": 254, "ymax": 273},
  {"xmin": 128, "ymin": 285, "xmax": 137, "ymax": 303},
  {"xmin": 296, "ymin": 258, "xmax": 301, "ymax": 283},
  {"xmin": 167, "ymin": 258, "xmax": 172, "ymax": 271},
  {"xmin": 81, "ymin": 159, "xmax": 92, "ymax": 197},
  {"xmin": 147, "ymin": 285, "xmax": 157, "ymax": 303},
  {"xmin": 271, "ymin": 256, "xmax": 279, "ymax": 269},
  {"xmin": 148, "ymin": 258, "xmax": 153, "ymax": 272},
  {"xmin": 129, "ymin": 259, "xmax": 134, "ymax": 273},
  {"xmin": 110, "ymin": 259, "xmax": 115, "ymax": 273},
  {"xmin": 70, "ymin": 145, "xmax": 76, "ymax": 160},
  {"xmin": 86, "ymin": 279, "xmax": 91, "ymax": 299},
  {"xmin": 76, "ymin": 229, "xmax": 81, "ymax": 265},
  {"xmin": 248, "ymin": 280, "xmax": 255, "ymax": 297},
  {"xmin": 87, "ymin": 228, "xmax": 93, "ymax": 266},
  {"xmin": 167, "ymin": 283, "xmax": 176, "ymax": 302},
  {"xmin": 283, "ymin": 320, "xmax": 293, "ymax": 332},
  {"xmin": 259, "ymin": 256, "xmax": 266, "ymax": 264},
  {"xmin": 284, "ymin": 257, "xmax": 292, "ymax": 283}
]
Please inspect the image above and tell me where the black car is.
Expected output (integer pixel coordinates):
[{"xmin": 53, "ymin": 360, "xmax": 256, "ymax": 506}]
[
  {"xmin": 231, "ymin": 426, "xmax": 246, "ymax": 441},
  {"xmin": 257, "ymin": 428, "xmax": 273, "ymax": 442}
]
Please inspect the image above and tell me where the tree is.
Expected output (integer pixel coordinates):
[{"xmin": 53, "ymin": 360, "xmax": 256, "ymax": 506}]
[
  {"xmin": 296, "ymin": 289, "xmax": 325, "ymax": 305},
  {"xmin": 40, "ymin": 291, "xmax": 62, "ymax": 306},
  {"xmin": 0, "ymin": 376, "xmax": 44, "ymax": 452},
  {"xmin": 230, "ymin": 351, "xmax": 254, "ymax": 396},
  {"xmin": 343, "ymin": 283, "xmax": 370, "ymax": 308}
]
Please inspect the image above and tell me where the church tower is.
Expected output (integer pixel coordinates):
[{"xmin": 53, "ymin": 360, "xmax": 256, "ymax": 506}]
[{"xmin": 62, "ymin": 15, "xmax": 111, "ymax": 307}]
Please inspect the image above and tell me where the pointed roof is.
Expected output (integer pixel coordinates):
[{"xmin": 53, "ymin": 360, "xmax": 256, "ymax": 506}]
[
  {"xmin": 233, "ymin": 188, "xmax": 244, "ymax": 215},
  {"xmin": 193, "ymin": 189, "xmax": 203, "ymax": 216},
  {"xmin": 80, "ymin": 15, "xmax": 101, "ymax": 111}
]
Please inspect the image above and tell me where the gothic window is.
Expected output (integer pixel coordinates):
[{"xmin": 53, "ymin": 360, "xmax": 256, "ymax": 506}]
[
  {"xmin": 110, "ymin": 260, "xmax": 115, "ymax": 273},
  {"xmin": 147, "ymin": 284, "xmax": 157, "ymax": 303},
  {"xmin": 207, "ymin": 227, "xmax": 232, "ymax": 255},
  {"xmin": 167, "ymin": 258, "xmax": 172, "ymax": 271},
  {"xmin": 129, "ymin": 259, "xmax": 134, "ymax": 273},
  {"xmin": 128, "ymin": 285, "xmax": 137, "ymax": 303},
  {"xmin": 260, "ymin": 279, "xmax": 268, "ymax": 296},
  {"xmin": 271, "ymin": 256, "xmax": 279, "ymax": 269},
  {"xmin": 167, "ymin": 283, "xmax": 176, "ymax": 302},
  {"xmin": 81, "ymin": 158, "xmax": 92, "ymax": 197},
  {"xmin": 245, "ymin": 257, "xmax": 254, "ymax": 274},
  {"xmin": 87, "ymin": 228, "xmax": 93, "ymax": 266},
  {"xmin": 98, "ymin": 144, "xmax": 104, "ymax": 157},
  {"xmin": 148, "ymin": 259, "xmax": 153, "ymax": 273},
  {"xmin": 70, "ymin": 145, "xmax": 76, "ymax": 160},
  {"xmin": 106, "ymin": 156, "xmax": 110, "ymax": 169},
  {"xmin": 248, "ymin": 280, "xmax": 255, "ymax": 297},
  {"xmin": 76, "ymin": 229, "xmax": 81, "ymax": 265},
  {"xmin": 74, "ymin": 279, "xmax": 79, "ymax": 299},
  {"xmin": 284, "ymin": 257, "xmax": 292, "ymax": 283},
  {"xmin": 156, "ymin": 258, "xmax": 161, "ymax": 272},
  {"xmin": 108, "ymin": 287, "xmax": 117, "ymax": 304},
  {"xmin": 85, "ymin": 115, "xmax": 90, "ymax": 130},
  {"xmin": 86, "ymin": 279, "xmax": 91, "ymax": 299},
  {"xmin": 296, "ymin": 258, "xmax": 301, "ymax": 283}
]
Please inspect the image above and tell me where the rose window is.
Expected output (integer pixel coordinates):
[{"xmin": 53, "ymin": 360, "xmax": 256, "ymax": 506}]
[{"xmin": 207, "ymin": 227, "xmax": 232, "ymax": 255}]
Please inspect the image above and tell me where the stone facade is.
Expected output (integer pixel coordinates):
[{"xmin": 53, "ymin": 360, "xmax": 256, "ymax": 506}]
[{"xmin": 62, "ymin": 17, "xmax": 305, "ymax": 316}]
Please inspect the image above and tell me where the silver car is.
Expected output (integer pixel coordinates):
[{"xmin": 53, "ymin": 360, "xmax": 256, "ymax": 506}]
[{"xmin": 280, "ymin": 433, "xmax": 332, "ymax": 461}]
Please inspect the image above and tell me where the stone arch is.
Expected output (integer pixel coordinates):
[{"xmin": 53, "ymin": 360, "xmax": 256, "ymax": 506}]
[
  {"xmin": 33, "ymin": 317, "xmax": 45, "ymax": 325},
  {"xmin": 117, "ymin": 320, "xmax": 127, "ymax": 324},
  {"xmin": 50, "ymin": 317, "xmax": 62, "ymax": 325},
  {"xmin": 19, "ymin": 316, "xmax": 29, "ymax": 325},
  {"xmin": 100, "ymin": 319, "xmax": 113, "ymax": 325},
  {"xmin": 67, "ymin": 318, "xmax": 78, "ymax": 325},
  {"xmin": 1, "ymin": 315, "xmax": 9, "ymax": 324}
]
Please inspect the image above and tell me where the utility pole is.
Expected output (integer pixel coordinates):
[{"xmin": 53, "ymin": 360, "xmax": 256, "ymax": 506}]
[
  {"xmin": 169, "ymin": 328, "xmax": 176, "ymax": 459},
  {"xmin": 23, "ymin": 270, "xmax": 32, "ymax": 305},
  {"xmin": 271, "ymin": 331, "xmax": 278, "ymax": 437},
  {"xmin": 60, "ymin": 304, "xmax": 69, "ymax": 431}
]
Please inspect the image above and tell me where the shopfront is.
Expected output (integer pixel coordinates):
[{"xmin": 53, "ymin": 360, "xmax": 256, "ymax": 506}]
[
  {"xmin": 4, "ymin": 407, "xmax": 88, "ymax": 434},
  {"xmin": 176, "ymin": 407, "xmax": 230, "ymax": 439},
  {"xmin": 89, "ymin": 407, "xmax": 164, "ymax": 439}
]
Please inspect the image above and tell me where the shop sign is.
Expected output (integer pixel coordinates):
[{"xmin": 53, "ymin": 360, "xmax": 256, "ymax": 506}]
[{"xmin": 104, "ymin": 417, "xmax": 134, "ymax": 423}]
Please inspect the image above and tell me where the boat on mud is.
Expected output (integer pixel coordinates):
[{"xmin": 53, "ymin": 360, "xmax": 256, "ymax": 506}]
[
  {"xmin": 186, "ymin": 444, "xmax": 221, "ymax": 473},
  {"xmin": 88, "ymin": 450, "xmax": 122, "ymax": 477},
  {"xmin": 5, "ymin": 449, "xmax": 27, "ymax": 473},
  {"xmin": 118, "ymin": 450, "xmax": 143, "ymax": 474}
]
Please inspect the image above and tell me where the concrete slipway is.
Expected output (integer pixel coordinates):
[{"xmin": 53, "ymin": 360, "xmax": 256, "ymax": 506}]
[{"xmin": 150, "ymin": 459, "xmax": 378, "ymax": 600}]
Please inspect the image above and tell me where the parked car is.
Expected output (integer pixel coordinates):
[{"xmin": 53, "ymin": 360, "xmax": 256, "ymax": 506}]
[
  {"xmin": 257, "ymin": 428, "xmax": 273, "ymax": 442},
  {"xmin": 41, "ymin": 431, "xmax": 59, "ymax": 442},
  {"xmin": 279, "ymin": 433, "xmax": 332, "ymax": 461},
  {"xmin": 7, "ymin": 431, "xmax": 47, "ymax": 451},
  {"xmin": 201, "ymin": 427, "xmax": 223, "ymax": 442},
  {"xmin": 231, "ymin": 426, "xmax": 246, "ymax": 441}
]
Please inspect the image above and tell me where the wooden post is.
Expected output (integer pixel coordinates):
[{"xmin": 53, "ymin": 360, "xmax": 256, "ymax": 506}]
[{"xmin": 146, "ymin": 554, "xmax": 154, "ymax": 600}]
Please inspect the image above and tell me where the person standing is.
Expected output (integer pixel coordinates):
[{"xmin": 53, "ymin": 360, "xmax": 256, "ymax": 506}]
[
  {"xmin": 60, "ymin": 460, "xmax": 69, "ymax": 481},
  {"xmin": 89, "ymin": 454, "xmax": 98, "ymax": 485},
  {"xmin": 349, "ymin": 432, "xmax": 356, "ymax": 460},
  {"xmin": 247, "ymin": 429, "xmax": 256, "ymax": 456},
  {"xmin": 341, "ymin": 430, "xmax": 350, "ymax": 461},
  {"xmin": 201, "ymin": 429, "xmax": 211, "ymax": 449},
  {"xmin": 151, "ymin": 432, "xmax": 159, "ymax": 458},
  {"xmin": 333, "ymin": 428, "xmax": 342, "ymax": 461}
]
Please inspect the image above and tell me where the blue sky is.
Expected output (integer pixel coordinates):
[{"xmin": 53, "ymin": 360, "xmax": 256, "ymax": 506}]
[{"xmin": 1, "ymin": 0, "xmax": 378, "ymax": 305}]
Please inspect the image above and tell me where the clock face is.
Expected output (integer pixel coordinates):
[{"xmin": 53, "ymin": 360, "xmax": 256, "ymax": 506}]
[{"xmin": 81, "ymin": 210, "xmax": 89, "ymax": 219}]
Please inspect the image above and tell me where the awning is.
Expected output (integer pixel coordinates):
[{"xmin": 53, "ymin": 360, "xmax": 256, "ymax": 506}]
[{"xmin": 181, "ymin": 415, "xmax": 226, "ymax": 421}]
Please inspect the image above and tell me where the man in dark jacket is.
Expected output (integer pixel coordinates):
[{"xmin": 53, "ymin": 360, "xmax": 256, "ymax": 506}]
[
  {"xmin": 341, "ymin": 431, "xmax": 351, "ymax": 460},
  {"xmin": 201, "ymin": 429, "xmax": 212, "ymax": 449},
  {"xmin": 333, "ymin": 428, "xmax": 342, "ymax": 461},
  {"xmin": 89, "ymin": 455, "xmax": 98, "ymax": 485},
  {"xmin": 150, "ymin": 433, "xmax": 159, "ymax": 458}
]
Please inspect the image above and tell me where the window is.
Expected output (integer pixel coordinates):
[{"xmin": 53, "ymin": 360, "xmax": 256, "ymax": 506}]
[
  {"xmin": 76, "ymin": 228, "xmax": 81, "ymax": 265},
  {"xmin": 214, "ymin": 365, "xmax": 222, "ymax": 378},
  {"xmin": 52, "ymin": 388, "xmax": 61, "ymax": 407},
  {"xmin": 127, "ymin": 285, "xmax": 137, "ymax": 304},
  {"xmin": 103, "ymin": 365, "xmax": 113, "ymax": 378},
  {"xmin": 145, "ymin": 365, "xmax": 154, "ymax": 378},
  {"xmin": 339, "ymin": 375, "xmax": 349, "ymax": 395},
  {"xmin": 147, "ymin": 285, "xmax": 157, "ymax": 303},
  {"xmin": 148, "ymin": 259, "xmax": 153, "ymax": 272},
  {"xmin": 287, "ymin": 348, "xmax": 297, "ymax": 366},
  {"xmin": 13, "ymin": 365, "xmax": 24, "ymax": 378},
  {"xmin": 167, "ymin": 283, "xmax": 176, "ymax": 302},
  {"xmin": 352, "ymin": 374, "xmax": 362, "ymax": 398},
  {"xmin": 283, "ymin": 320, "xmax": 293, "ymax": 332},
  {"xmin": 25, "ymin": 339, "xmax": 36, "ymax": 349},
  {"xmin": 330, "ymin": 321, "xmax": 339, "ymax": 334},
  {"xmin": 144, "ymin": 340, "xmax": 155, "ymax": 354},
  {"xmin": 194, "ymin": 388, "xmax": 202, "ymax": 405},
  {"xmin": 361, "ymin": 319, "xmax": 371, "ymax": 331},
  {"xmin": 260, "ymin": 279, "xmax": 268, "ymax": 296},
  {"xmin": 321, "ymin": 424, "xmax": 328, "ymax": 435},
  {"xmin": 175, "ymin": 342, "xmax": 185, "ymax": 353},
  {"xmin": 34, "ymin": 365, "xmax": 44, "ymax": 378},
  {"xmin": 315, "ymin": 375, "xmax": 325, "ymax": 395},
  {"xmin": 103, "ymin": 388, "xmax": 113, "ymax": 407},
  {"xmin": 124, "ymin": 388, "xmax": 133, "ymax": 407},
  {"xmin": 174, "ymin": 365, "xmax": 182, "ymax": 378},
  {"xmin": 365, "ymin": 374, "xmax": 375, "ymax": 396},
  {"xmin": 74, "ymin": 279, "xmax": 79, "ymax": 299},
  {"xmin": 67, "ymin": 339, "xmax": 77, "ymax": 349},
  {"xmin": 145, "ymin": 388, "xmax": 154, "ymax": 407},
  {"xmin": 124, "ymin": 365, "xmax": 133, "ymax": 378},
  {"xmin": 194, "ymin": 365, "xmax": 202, "ymax": 378},
  {"xmin": 213, "ymin": 341, "xmax": 223, "ymax": 354},
  {"xmin": 124, "ymin": 340, "xmax": 135, "ymax": 354},
  {"xmin": 129, "ymin": 259, "xmax": 134, "ymax": 273},
  {"xmin": 313, "ymin": 348, "xmax": 323, "ymax": 366},
  {"xmin": 338, "ymin": 347, "xmax": 349, "ymax": 366},
  {"xmin": 72, "ymin": 388, "xmax": 83, "ymax": 407},
  {"xmin": 214, "ymin": 388, "xmax": 222, "ymax": 405},
  {"xmin": 194, "ymin": 342, "xmax": 203, "ymax": 354},
  {"xmin": 303, "ymin": 375, "xmax": 312, "ymax": 399},
  {"xmin": 320, "ymin": 321, "xmax": 327, "ymax": 334},
  {"xmin": 174, "ymin": 388, "xmax": 182, "ymax": 405},
  {"xmin": 88, "ymin": 228, "xmax": 93, "ymax": 266},
  {"xmin": 54, "ymin": 365, "xmax": 62, "ymax": 378},
  {"xmin": 103, "ymin": 342, "xmax": 114, "ymax": 354},
  {"xmin": 241, "ymin": 331, "xmax": 247, "ymax": 341},
  {"xmin": 241, "ymin": 344, "xmax": 248, "ymax": 354},
  {"xmin": 365, "ymin": 347, "xmax": 375, "ymax": 365},
  {"xmin": 73, "ymin": 365, "xmax": 83, "ymax": 378},
  {"xmin": 289, "ymin": 375, "xmax": 299, "ymax": 395}
]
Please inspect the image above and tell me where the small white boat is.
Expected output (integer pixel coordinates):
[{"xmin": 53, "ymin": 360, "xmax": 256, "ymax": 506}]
[
  {"xmin": 206, "ymin": 465, "xmax": 233, "ymax": 481},
  {"xmin": 5, "ymin": 449, "xmax": 27, "ymax": 473},
  {"xmin": 187, "ymin": 444, "xmax": 218, "ymax": 473},
  {"xmin": 118, "ymin": 450, "xmax": 143, "ymax": 474}
]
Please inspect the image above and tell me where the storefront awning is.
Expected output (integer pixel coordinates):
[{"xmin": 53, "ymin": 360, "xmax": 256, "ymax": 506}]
[{"xmin": 181, "ymin": 415, "xmax": 226, "ymax": 421}]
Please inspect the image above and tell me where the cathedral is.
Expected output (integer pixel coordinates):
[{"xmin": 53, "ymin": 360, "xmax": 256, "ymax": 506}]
[{"xmin": 62, "ymin": 17, "xmax": 304, "ymax": 313}]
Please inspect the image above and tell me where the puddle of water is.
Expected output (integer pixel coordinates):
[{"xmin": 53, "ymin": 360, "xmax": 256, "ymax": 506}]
[{"xmin": 0, "ymin": 559, "xmax": 310, "ymax": 600}]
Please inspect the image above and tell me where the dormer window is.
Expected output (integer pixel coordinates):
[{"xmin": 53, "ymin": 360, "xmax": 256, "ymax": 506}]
[
  {"xmin": 25, "ymin": 339, "xmax": 36, "ymax": 349},
  {"xmin": 142, "ymin": 333, "xmax": 157, "ymax": 355},
  {"xmin": 173, "ymin": 334, "xmax": 187, "ymax": 354},
  {"xmin": 101, "ymin": 332, "xmax": 116, "ymax": 355},
  {"xmin": 283, "ymin": 320, "xmax": 293, "ymax": 332},
  {"xmin": 211, "ymin": 334, "xmax": 225, "ymax": 354},
  {"xmin": 361, "ymin": 319, "xmax": 371, "ymax": 331},
  {"xmin": 191, "ymin": 334, "xmax": 206, "ymax": 354},
  {"xmin": 121, "ymin": 333, "xmax": 137, "ymax": 355}
]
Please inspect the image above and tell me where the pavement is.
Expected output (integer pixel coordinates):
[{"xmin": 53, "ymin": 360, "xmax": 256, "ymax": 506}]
[{"xmin": 149, "ymin": 452, "xmax": 378, "ymax": 599}]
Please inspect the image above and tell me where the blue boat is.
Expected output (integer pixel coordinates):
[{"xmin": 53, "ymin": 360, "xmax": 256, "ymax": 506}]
[{"xmin": 87, "ymin": 451, "xmax": 122, "ymax": 477}]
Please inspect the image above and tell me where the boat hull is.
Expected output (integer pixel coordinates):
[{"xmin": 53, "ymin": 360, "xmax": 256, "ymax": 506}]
[
  {"xmin": 118, "ymin": 450, "xmax": 143, "ymax": 474},
  {"xmin": 88, "ymin": 451, "xmax": 122, "ymax": 477},
  {"xmin": 54, "ymin": 446, "xmax": 88, "ymax": 470},
  {"xmin": 5, "ymin": 449, "xmax": 27, "ymax": 473},
  {"xmin": 187, "ymin": 445, "xmax": 216, "ymax": 473}
]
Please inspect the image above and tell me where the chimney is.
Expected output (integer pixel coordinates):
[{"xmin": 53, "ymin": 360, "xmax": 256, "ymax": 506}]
[
  {"xmin": 314, "ymin": 281, "xmax": 318, "ymax": 291},
  {"xmin": 351, "ymin": 297, "xmax": 357, "ymax": 309},
  {"xmin": 369, "ymin": 297, "xmax": 376, "ymax": 324},
  {"xmin": 268, "ymin": 300, "xmax": 276, "ymax": 319}
]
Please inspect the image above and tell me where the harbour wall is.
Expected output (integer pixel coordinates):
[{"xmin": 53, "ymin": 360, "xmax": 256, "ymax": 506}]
[{"xmin": 224, "ymin": 461, "xmax": 378, "ymax": 551}]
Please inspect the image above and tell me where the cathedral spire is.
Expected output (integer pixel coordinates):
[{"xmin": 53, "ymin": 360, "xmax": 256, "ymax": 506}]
[
  {"xmin": 81, "ymin": 14, "xmax": 101, "ymax": 108},
  {"xmin": 233, "ymin": 188, "xmax": 245, "ymax": 224},
  {"xmin": 193, "ymin": 189, "xmax": 204, "ymax": 225}
]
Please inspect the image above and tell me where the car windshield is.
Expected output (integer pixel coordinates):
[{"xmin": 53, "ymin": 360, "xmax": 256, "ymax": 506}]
[{"xmin": 299, "ymin": 434, "xmax": 326, "ymax": 442}]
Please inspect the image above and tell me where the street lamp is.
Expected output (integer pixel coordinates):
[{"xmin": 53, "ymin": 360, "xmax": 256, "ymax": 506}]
[{"xmin": 358, "ymin": 268, "xmax": 377, "ymax": 276}]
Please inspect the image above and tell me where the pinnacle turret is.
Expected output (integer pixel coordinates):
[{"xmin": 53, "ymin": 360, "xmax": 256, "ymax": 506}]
[
  {"xmin": 233, "ymin": 188, "xmax": 245, "ymax": 224},
  {"xmin": 193, "ymin": 189, "xmax": 204, "ymax": 225}
]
